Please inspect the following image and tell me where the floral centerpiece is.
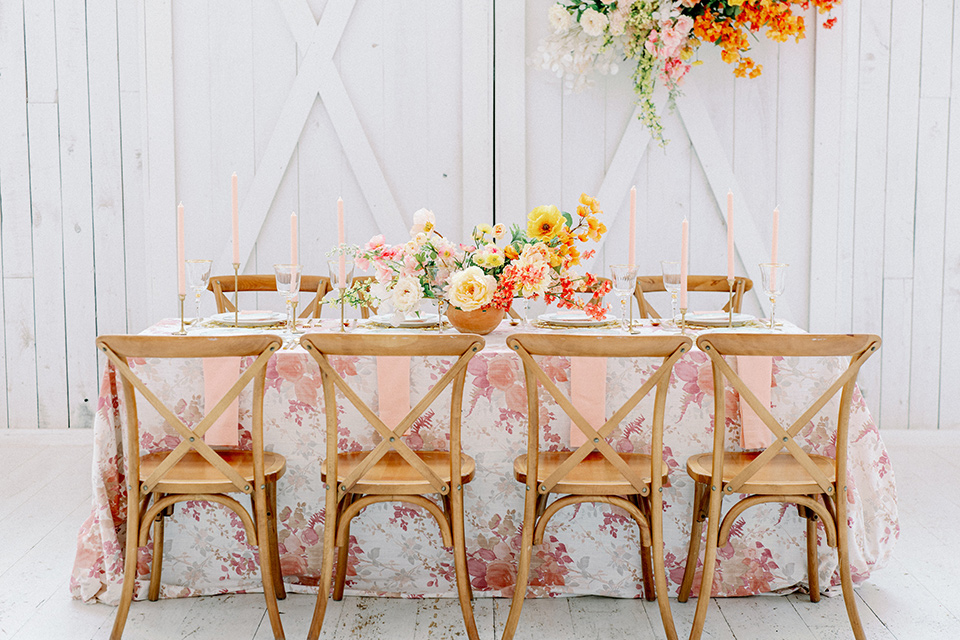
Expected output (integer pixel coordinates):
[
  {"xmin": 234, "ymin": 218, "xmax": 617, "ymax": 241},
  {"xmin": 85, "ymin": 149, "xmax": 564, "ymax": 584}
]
[
  {"xmin": 345, "ymin": 194, "xmax": 613, "ymax": 329},
  {"xmin": 535, "ymin": 0, "xmax": 840, "ymax": 142}
]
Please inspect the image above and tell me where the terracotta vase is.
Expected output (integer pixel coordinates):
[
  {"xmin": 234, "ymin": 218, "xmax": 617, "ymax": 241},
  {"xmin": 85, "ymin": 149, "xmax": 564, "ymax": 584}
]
[{"xmin": 446, "ymin": 306, "xmax": 505, "ymax": 335}]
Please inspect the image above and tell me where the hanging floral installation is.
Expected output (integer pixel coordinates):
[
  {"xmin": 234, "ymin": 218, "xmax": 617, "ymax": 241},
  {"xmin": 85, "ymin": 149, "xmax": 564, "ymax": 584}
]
[{"xmin": 534, "ymin": 0, "xmax": 841, "ymax": 142}]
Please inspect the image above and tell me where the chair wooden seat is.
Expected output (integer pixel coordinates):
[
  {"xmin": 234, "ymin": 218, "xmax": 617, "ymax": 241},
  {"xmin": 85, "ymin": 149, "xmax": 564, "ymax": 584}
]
[
  {"xmin": 141, "ymin": 450, "xmax": 286, "ymax": 494},
  {"xmin": 634, "ymin": 275, "xmax": 752, "ymax": 319},
  {"xmin": 686, "ymin": 451, "xmax": 836, "ymax": 496},
  {"xmin": 513, "ymin": 451, "xmax": 666, "ymax": 496},
  {"xmin": 321, "ymin": 450, "xmax": 475, "ymax": 495}
]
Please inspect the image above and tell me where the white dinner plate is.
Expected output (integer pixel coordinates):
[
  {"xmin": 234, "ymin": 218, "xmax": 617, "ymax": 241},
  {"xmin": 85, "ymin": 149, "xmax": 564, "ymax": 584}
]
[
  {"xmin": 685, "ymin": 312, "xmax": 755, "ymax": 327},
  {"xmin": 537, "ymin": 312, "xmax": 616, "ymax": 328},
  {"xmin": 368, "ymin": 313, "xmax": 440, "ymax": 328},
  {"xmin": 210, "ymin": 311, "xmax": 286, "ymax": 327}
]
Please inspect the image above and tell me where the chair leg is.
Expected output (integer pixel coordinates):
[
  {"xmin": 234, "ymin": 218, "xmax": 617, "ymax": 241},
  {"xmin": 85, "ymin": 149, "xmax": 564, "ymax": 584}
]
[
  {"xmin": 650, "ymin": 490, "xmax": 679, "ymax": 640},
  {"xmin": 500, "ymin": 485, "xmax": 539, "ymax": 640},
  {"xmin": 253, "ymin": 488, "xmax": 285, "ymax": 640},
  {"xmin": 307, "ymin": 490, "xmax": 340, "ymax": 640},
  {"xmin": 634, "ymin": 495, "xmax": 656, "ymax": 602},
  {"xmin": 110, "ymin": 492, "xmax": 142, "ymax": 640},
  {"xmin": 333, "ymin": 494, "xmax": 355, "ymax": 601},
  {"xmin": 836, "ymin": 494, "xmax": 866, "ymax": 640},
  {"xmin": 688, "ymin": 485, "xmax": 724, "ymax": 640},
  {"xmin": 147, "ymin": 493, "xmax": 164, "ymax": 601},
  {"xmin": 678, "ymin": 482, "xmax": 708, "ymax": 603},
  {"xmin": 267, "ymin": 480, "xmax": 286, "ymax": 600},
  {"xmin": 451, "ymin": 486, "xmax": 480, "ymax": 640},
  {"xmin": 805, "ymin": 507, "xmax": 820, "ymax": 603}
]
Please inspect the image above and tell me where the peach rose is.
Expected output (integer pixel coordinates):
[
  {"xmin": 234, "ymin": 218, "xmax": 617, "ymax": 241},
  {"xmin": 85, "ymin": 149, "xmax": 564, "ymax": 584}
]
[{"xmin": 275, "ymin": 356, "xmax": 306, "ymax": 382}]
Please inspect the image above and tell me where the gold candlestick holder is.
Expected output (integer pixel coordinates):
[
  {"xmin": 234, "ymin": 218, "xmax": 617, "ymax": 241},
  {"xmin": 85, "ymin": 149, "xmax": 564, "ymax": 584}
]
[
  {"xmin": 232, "ymin": 262, "xmax": 240, "ymax": 327},
  {"xmin": 175, "ymin": 294, "xmax": 187, "ymax": 335},
  {"xmin": 726, "ymin": 277, "xmax": 735, "ymax": 328},
  {"xmin": 628, "ymin": 298, "xmax": 637, "ymax": 334},
  {"xmin": 339, "ymin": 290, "xmax": 347, "ymax": 332},
  {"xmin": 680, "ymin": 307, "xmax": 688, "ymax": 335}
]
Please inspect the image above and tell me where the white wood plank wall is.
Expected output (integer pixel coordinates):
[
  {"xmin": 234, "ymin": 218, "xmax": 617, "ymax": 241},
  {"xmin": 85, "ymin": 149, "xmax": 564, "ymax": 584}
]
[{"xmin": 0, "ymin": 0, "xmax": 954, "ymax": 430}]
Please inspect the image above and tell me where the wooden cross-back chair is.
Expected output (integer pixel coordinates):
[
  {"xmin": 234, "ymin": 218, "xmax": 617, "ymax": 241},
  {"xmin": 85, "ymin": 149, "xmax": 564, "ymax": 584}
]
[
  {"xmin": 634, "ymin": 275, "xmax": 753, "ymax": 319},
  {"xmin": 208, "ymin": 274, "xmax": 331, "ymax": 318},
  {"xmin": 299, "ymin": 332, "xmax": 485, "ymax": 640},
  {"xmin": 501, "ymin": 333, "xmax": 692, "ymax": 640},
  {"xmin": 679, "ymin": 333, "xmax": 881, "ymax": 640},
  {"xmin": 96, "ymin": 334, "xmax": 287, "ymax": 640}
]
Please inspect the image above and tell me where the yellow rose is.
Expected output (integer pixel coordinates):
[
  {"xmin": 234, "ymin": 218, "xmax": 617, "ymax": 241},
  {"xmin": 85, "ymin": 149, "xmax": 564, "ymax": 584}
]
[
  {"xmin": 445, "ymin": 266, "xmax": 497, "ymax": 311},
  {"xmin": 527, "ymin": 205, "xmax": 565, "ymax": 240}
]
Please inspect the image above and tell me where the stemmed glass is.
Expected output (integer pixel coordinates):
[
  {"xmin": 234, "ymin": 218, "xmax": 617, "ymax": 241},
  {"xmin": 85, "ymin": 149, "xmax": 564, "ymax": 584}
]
[
  {"xmin": 759, "ymin": 263, "xmax": 788, "ymax": 330},
  {"xmin": 185, "ymin": 259, "xmax": 212, "ymax": 326},
  {"xmin": 610, "ymin": 265, "xmax": 639, "ymax": 332},
  {"xmin": 274, "ymin": 264, "xmax": 303, "ymax": 334},
  {"xmin": 327, "ymin": 258, "xmax": 355, "ymax": 331},
  {"xmin": 660, "ymin": 260, "xmax": 681, "ymax": 325}
]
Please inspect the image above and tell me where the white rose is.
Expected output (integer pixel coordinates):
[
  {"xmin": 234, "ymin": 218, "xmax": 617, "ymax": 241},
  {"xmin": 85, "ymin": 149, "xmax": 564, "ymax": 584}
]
[
  {"xmin": 445, "ymin": 266, "xmax": 497, "ymax": 312},
  {"xmin": 410, "ymin": 208, "xmax": 436, "ymax": 236},
  {"xmin": 579, "ymin": 8, "xmax": 609, "ymax": 37},
  {"xmin": 391, "ymin": 275, "xmax": 424, "ymax": 314},
  {"xmin": 548, "ymin": 4, "xmax": 574, "ymax": 33}
]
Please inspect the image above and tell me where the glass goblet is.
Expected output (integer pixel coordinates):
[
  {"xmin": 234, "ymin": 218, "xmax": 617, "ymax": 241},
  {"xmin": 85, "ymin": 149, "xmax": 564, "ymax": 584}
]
[
  {"xmin": 185, "ymin": 259, "xmax": 213, "ymax": 326},
  {"xmin": 661, "ymin": 260, "xmax": 681, "ymax": 324},
  {"xmin": 327, "ymin": 258, "xmax": 355, "ymax": 331},
  {"xmin": 274, "ymin": 264, "xmax": 303, "ymax": 333},
  {"xmin": 610, "ymin": 265, "xmax": 639, "ymax": 332},
  {"xmin": 759, "ymin": 263, "xmax": 788, "ymax": 330}
]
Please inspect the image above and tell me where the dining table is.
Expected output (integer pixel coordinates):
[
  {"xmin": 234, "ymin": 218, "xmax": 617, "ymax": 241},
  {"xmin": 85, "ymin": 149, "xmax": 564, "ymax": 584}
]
[{"xmin": 70, "ymin": 313, "xmax": 899, "ymax": 606}]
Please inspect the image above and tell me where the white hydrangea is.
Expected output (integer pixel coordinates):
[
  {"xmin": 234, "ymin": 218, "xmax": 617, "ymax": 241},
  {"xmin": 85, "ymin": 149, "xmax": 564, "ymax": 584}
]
[{"xmin": 530, "ymin": 24, "xmax": 619, "ymax": 94}]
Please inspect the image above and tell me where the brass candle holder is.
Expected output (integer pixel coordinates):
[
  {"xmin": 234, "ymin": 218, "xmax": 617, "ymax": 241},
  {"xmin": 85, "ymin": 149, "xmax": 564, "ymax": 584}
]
[
  {"xmin": 339, "ymin": 290, "xmax": 347, "ymax": 332},
  {"xmin": 175, "ymin": 294, "xmax": 187, "ymax": 335},
  {"xmin": 680, "ymin": 307, "xmax": 688, "ymax": 335},
  {"xmin": 232, "ymin": 262, "xmax": 240, "ymax": 327},
  {"xmin": 290, "ymin": 300, "xmax": 302, "ymax": 334},
  {"xmin": 726, "ymin": 277, "xmax": 735, "ymax": 328}
]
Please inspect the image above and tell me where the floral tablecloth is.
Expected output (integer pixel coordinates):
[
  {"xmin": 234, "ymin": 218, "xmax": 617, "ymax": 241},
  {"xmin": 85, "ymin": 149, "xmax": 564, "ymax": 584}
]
[{"xmin": 71, "ymin": 318, "xmax": 898, "ymax": 604}]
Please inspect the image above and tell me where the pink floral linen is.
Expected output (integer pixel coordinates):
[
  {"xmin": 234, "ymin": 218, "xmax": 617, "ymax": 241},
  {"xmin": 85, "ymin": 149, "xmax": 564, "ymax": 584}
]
[{"xmin": 71, "ymin": 320, "xmax": 898, "ymax": 604}]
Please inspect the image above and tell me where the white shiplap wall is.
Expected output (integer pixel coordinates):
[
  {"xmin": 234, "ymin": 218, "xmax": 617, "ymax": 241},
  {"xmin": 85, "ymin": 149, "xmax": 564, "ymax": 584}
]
[{"xmin": 0, "ymin": 0, "xmax": 954, "ymax": 429}]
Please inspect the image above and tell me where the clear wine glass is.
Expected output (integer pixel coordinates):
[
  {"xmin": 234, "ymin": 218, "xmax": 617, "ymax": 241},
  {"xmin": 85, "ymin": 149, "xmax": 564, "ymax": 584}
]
[
  {"xmin": 610, "ymin": 265, "xmax": 639, "ymax": 332},
  {"xmin": 185, "ymin": 259, "xmax": 212, "ymax": 326},
  {"xmin": 660, "ymin": 260, "xmax": 681, "ymax": 325},
  {"xmin": 327, "ymin": 258, "xmax": 355, "ymax": 331},
  {"xmin": 759, "ymin": 263, "xmax": 788, "ymax": 330},
  {"xmin": 274, "ymin": 264, "xmax": 303, "ymax": 333}
]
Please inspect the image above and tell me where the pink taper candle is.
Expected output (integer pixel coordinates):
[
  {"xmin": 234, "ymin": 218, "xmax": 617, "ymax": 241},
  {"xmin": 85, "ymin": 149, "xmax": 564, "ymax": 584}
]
[
  {"xmin": 290, "ymin": 212, "xmax": 298, "ymax": 265},
  {"xmin": 628, "ymin": 185, "xmax": 636, "ymax": 266},
  {"xmin": 726, "ymin": 190, "xmax": 734, "ymax": 280},
  {"xmin": 771, "ymin": 206, "xmax": 779, "ymax": 264},
  {"xmin": 771, "ymin": 206, "xmax": 780, "ymax": 289},
  {"xmin": 231, "ymin": 173, "xmax": 239, "ymax": 264},
  {"xmin": 337, "ymin": 197, "xmax": 346, "ymax": 286},
  {"xmin": 177, "ymin": 202, "xmax": 185, "ymax": 296},
  {"xmin": 680, "ymin": 218, "xmax": 689, "ymax": 308}
]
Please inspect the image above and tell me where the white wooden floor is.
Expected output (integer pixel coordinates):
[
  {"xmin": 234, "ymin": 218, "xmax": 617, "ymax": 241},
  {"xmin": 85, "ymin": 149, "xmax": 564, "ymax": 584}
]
[{"xmin": 1, "ymin": 429, "xmax": 958, "ymax": 640}]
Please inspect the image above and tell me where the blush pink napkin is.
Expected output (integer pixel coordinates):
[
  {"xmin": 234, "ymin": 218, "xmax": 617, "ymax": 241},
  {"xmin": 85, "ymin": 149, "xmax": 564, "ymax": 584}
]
[
  {"xmin": 738, "ymin": 356, "xmax": 774, "ymax": 450},
  {"xmin": 377, "ymin": 356, "xmax": 411, "ymax": 429},
  {"xmin": 202, "ymin": 357, "xmax": 241, "ymax": 447},
  {"xmin": 570, "ymin": 357, "xmax": 607, "ymax": 448}
]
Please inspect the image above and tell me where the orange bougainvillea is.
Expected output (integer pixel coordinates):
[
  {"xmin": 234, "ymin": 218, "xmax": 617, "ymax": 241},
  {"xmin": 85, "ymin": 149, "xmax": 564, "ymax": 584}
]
[{"xmin": 693, "ymin": 1, "xmax": 840, "ymax": 79}]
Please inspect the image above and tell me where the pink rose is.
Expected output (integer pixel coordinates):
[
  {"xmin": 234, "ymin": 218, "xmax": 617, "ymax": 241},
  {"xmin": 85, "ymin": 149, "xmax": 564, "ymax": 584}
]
[{"xmin": 485, "ymin": 561, "xmax": 516, "ymax": 591}]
